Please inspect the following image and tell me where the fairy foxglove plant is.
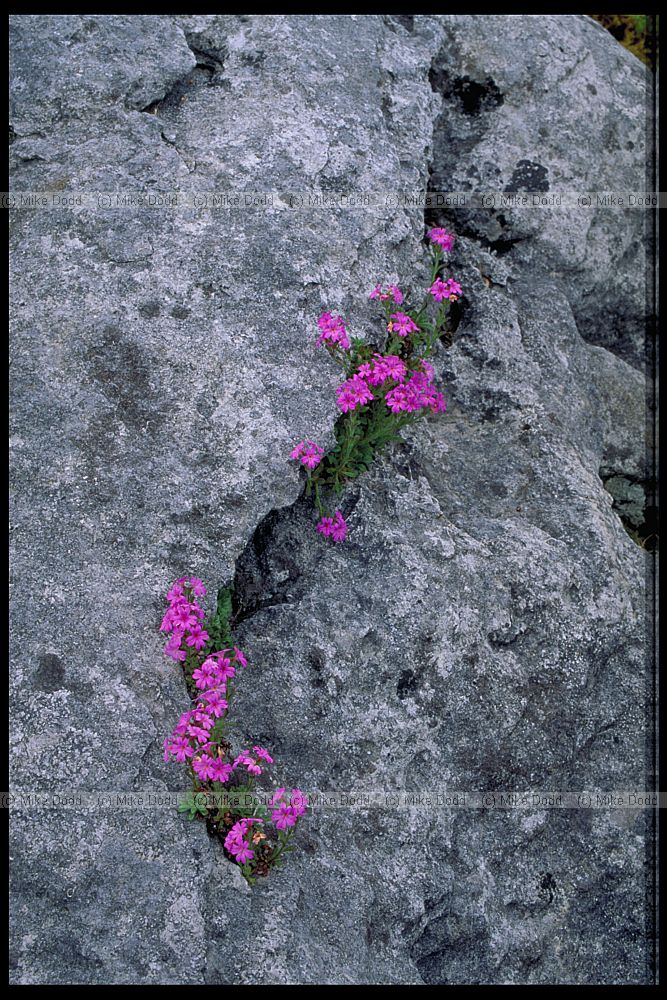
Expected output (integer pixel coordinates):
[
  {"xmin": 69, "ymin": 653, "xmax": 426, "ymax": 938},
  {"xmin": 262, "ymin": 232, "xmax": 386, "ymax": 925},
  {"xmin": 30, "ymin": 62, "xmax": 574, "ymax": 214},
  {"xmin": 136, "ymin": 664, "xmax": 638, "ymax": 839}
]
[
  {"xmin": 162, "ymin": 577, "xmax": 308, "ymax": 886},
  {"xmin": 290, "ymin": 227, "xmax": 460, "ymax": 541}
]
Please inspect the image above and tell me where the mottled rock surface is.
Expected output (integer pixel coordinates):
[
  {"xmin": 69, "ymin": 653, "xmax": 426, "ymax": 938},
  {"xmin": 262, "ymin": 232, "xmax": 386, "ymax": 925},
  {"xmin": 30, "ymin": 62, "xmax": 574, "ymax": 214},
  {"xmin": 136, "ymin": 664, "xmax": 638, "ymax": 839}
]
[
  {"xmin": 9, "ymin": 14, "xmax": 654, "ymax": 985},
  {"xmin": 427, "ymin": 14, "xmax": 652, "ymax": 371}
]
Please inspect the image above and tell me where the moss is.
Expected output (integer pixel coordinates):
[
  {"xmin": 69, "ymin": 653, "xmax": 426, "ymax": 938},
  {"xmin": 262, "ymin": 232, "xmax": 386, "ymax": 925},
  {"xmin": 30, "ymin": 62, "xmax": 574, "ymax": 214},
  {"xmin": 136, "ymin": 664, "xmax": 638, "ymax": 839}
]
[{"xmin": 590, "ymin": 14, "xmax": 658, "ymax": 67}]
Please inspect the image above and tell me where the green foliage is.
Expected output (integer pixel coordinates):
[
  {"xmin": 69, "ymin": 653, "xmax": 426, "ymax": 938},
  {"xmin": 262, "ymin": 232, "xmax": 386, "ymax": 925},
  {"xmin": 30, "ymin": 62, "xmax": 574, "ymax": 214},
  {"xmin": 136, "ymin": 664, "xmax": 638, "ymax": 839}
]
[
  {"xmin": 590, "ymin": 14, "xmax": 657, "ymax": 67},
  {"xmin": 306, "ymin": 260, "xmax": 453, "ymax": 519},
  {"xmin": 177, "ymin": 791, "xmax": 208, "ymax": 820},
  {"xmin": 205, "ymin": 586, "xmax": 234, "ymax": 654},
  {"xmin": 320, "ymin": 399, "xmax": 408, "ymax": 494}
]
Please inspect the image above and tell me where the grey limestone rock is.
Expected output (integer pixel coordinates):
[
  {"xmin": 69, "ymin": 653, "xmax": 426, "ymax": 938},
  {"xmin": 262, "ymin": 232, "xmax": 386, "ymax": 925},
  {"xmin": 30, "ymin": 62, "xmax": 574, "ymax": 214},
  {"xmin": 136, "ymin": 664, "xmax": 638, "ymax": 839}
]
[
  {"xmin": 427, "ymin": 14, "xmax": 652, "ymax": 371},
  {"xmin": 9, "ymin": 13, "xmax": 654, "ymax": 985}
]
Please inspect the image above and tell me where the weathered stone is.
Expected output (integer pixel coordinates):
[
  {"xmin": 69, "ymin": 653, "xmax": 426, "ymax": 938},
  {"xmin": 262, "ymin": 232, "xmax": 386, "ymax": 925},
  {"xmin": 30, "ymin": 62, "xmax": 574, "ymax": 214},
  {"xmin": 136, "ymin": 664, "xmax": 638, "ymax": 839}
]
[
  {"xmin": 10, "ymin": 14, "xmax": 653, "ymax": 985},
  {"xmin": 427, "ymin": 14, "xmax": 651, "ymax": 370}
]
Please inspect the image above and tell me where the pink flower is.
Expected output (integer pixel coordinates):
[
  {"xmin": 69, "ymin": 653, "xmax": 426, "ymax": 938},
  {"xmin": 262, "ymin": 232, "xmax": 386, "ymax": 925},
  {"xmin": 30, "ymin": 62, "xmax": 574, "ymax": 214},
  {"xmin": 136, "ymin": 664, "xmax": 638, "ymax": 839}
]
[
  {"xmin": 317, "ymin": 511, "xmax": 347, "ymax": 542},
  {"xmin": 366, "ymin": 354, "xmax": 406, "ymax": 386},
  {"xmin": 191, "ymin": 708, "xmax": 215, "ymax": 729},
  {"xmin": 193, "ymin": 753, "xmax": 218, "ymax": 781},
  {"xmin": 173, "ymin": 710, "xmax": 195, "ymax": 735},
  {"xmin": 388, "ymin": 312, "xmax": 419, "ymax": 337},
  {"xmin": 192, "ymin": 663, "xmax": 216, "ymax": 689},
  {"xmin": 331, "ymin": 511, "xmax": 347, "ymax": 543},
  {"xmin": 164, "ymin": 636, "xmax": 186, "ymax": 662},
  {"xmin": 224, "ymin": 818, "xmax": 263, "ymax": 863},
  {"xmin": 301, "ymin": 442, "xmax": 324, "ymax": 470},
  {"xmin": 202, "ymin": 690, "xmax": 228, "ymax": 717},
  {"xmin": 166, "ymin": 582, "xmax": 186, "ymax": 604},
  {"xmin": 233, "ymin": 647, "xmax": 247, "ymax": 668},
  {"xmin": 218, "ymin": 660, "xmax": 236, "ymax": 682},
  {"xmin": 302, "ymin": 448, "xmax": 322, "ymax": 470},
  {"xmin": 233, "ymin": 751, "xmax": 263, "ymax": 776},
  {"xmin": 272, "ymin": 802, "xmax": 298, "ymax": 829},
  {"xmin": 270, "ymin": 787, "xmax": 286, "ymax": 806},
  {"xmin": 187, "ymin": 577, "xmax": 206, "ymax": 597},
  {"xmin": 336, "ymin": 374, "xmax": 374, "ymax": 413},
  {"xmin": 209, "ymin": 758, "xmax": 233, "ymax": 783},
  {"xmin": 370, "ymin": 284, "xmax": 404, "ymax": 305},
  {"xmin": 160, "ymin": 609, "xmax": 176, "ymax": 632},
  {"xmin": 166, "ymin": 736, "xmax": 194, "ymax": 762},
  {"xmin": 419, "ymin": 359, "xmax": 435, "ymax": 381},
  {"xmin": 316, "ymin": 516, "xmax": 334, "ymax": 537},
  {"xmin": 269, "ymin": 788, "xmax": 308, "ymax": 828},
  {"xmin": 253, "ymin": 746, "xmax": 273, "ymax": 764},
  {"xmin": 174, "ymin": 604, "xmax": 197, "ymax": 630},
  {"xmin": 428, "ymin": 227, "xmax": 454, "ymax": 252},
  {"xmin": 235, "ymin": 843, "xmax": 255, "ymax": 864},
  {"xmin": 316, "ymin": 312, "xmax": 350, "ymax": 351},
  {"xmin": 187, "ymin": 724, "xmax": 212, "ymax": 745},
  {"xmin": 290, "ymin": 789, "xmax": 309, "ymax": 816},
  {"xmin": 430, "ymin": 391, "xmax": 447, "ymax": 413},
  {"xmin": 443, "ymin": 278, "xmax": 462, "ymax": 299},
  {"xmin": 385, "ymin": 371, "xmax": 447, "ymax": 415},
  {"xmin": 429, "ymin": 277, "xmax": 462, "ymax": 302},
  {"xmin": 185, "ymin": 624, "xmax": 209, "ymax": 650},
  {"xmin": 290, "ymin": 439, "xmax": 324, "ymax": 470}
]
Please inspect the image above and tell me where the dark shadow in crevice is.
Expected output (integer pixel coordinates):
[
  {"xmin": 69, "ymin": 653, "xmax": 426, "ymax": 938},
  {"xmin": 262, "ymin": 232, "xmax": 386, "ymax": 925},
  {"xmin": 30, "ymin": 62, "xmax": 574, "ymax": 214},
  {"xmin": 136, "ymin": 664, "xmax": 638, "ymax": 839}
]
[
  {"xmin": 386, "ymin": 14, "xmax": 415, "ymax": 33},
  {"xmin": 428, "ymin": 69, "xmax": 504, "ymax": 116},
  {"xmin": 230, "ymin": 499, "xmax": 308, "ymax": 627},
  {"xmin": 141, "ymin": 44, "xmax": 228, "ymax": 117},
  {"xmin": 229, "ymin": 475, "xmax": 361, "ymax": 630}
]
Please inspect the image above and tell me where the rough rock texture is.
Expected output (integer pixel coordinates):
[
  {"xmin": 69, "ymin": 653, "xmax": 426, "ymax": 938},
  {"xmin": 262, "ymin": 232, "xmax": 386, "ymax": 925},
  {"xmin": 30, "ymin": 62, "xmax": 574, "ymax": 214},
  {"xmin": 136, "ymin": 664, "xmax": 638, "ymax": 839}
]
[
  {"xmin": 427, "ymin": 14, "xmax": 652, "ymax": 371},
  {"xmin": 9, "ymin": 14, "xmax": 654, "ymax": 985}
]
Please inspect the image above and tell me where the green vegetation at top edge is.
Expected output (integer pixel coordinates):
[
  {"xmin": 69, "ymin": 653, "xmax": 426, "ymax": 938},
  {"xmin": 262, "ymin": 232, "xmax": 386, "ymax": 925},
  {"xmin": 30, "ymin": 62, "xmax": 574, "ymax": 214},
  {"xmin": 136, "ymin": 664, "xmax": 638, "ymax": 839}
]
[{"xmin": 590, "ymin": 14, "xmax": 658, "ymax": 67}]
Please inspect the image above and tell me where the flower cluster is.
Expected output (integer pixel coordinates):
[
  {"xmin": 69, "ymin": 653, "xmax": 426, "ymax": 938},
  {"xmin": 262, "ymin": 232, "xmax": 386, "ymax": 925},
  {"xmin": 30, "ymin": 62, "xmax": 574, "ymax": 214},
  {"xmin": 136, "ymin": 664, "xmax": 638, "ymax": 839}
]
[
  {"xmin": 233, "ymin": 746, "xmax": 273, "ymax": 776},
  {"xmin": 429, "ymin": 277, "xmax": 462, "ymax": 302},
  {"xmin": 385, "ymin": 370, "xmax": 447, "ymax": 415},
  {"xmin": 224, "ymin": 817, "xmax": 264, "ymax": 865},
  {"xmin": 388, "ymin": 311, "xmax": 420, "ymax": 337},
  {"xmin": 161, "ymin": 577, "xmax": 210, "ymax": 660},
  {"xmin": 270, "ymin": 788, "xmax": 309, "ymax": 830},
  {"xmin": 289, "ymin": 229, "xmax": 459, "ymax": 542},
  {"xmin": 162, "ymin": 579, "xmax": 308, "ymax": 885},
  {"xmin": 316, "ymin": 510, "xmax": 348, "ymax": 542},
  {"xmin": 359, "ymin": 353, "xmax": 407, "ymax": 386},
  {"xmin": 316, "ymin": 312, "xmax": 350, "ymax": 350},
  {"xmin": 163, "ymin": 643, "xmax": 246, "ymax": 775},
  {"xmin": 290, "ymin": 439, "xmax": 324, "ymax": 470},
  {"xmin": 369, "ymin": 283, "xmax": 404, "ymax": 304},
  {"xmin": 336, "ymin": 373, "xmax": 375, "ymax": 413},
  {"xmin": 428, "ymin": 226, "xmax": 455, "ymax": 252}
]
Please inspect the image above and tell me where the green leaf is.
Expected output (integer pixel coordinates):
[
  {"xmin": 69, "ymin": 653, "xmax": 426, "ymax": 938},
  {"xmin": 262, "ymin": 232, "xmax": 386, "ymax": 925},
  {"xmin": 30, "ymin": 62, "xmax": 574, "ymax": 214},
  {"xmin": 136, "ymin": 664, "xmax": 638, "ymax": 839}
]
[{"xmin": 205, "ymin": 586, "xmax": 234, "ymax": 654}]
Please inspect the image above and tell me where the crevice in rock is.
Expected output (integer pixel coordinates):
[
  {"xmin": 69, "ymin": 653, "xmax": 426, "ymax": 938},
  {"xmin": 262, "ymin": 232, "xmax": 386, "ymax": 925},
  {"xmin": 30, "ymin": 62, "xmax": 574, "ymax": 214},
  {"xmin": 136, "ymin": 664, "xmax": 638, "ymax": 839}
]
[
  {"xmin": 229, "ymin": 475, "xmax": 364, "ymax": 630},
  {"xmin": 229, "ymin": 498, "xmax": 308, "ymax": 627},
  {"xmin": 429, "ymin": 70, "xmax": 504, "ymax": 117},
  {"xmin": 140, "ymin": 38, "xmax": 228, "ymax": 117},
  {"xmin": 385, "ymin": 15, "xmax": 415, "ymax": 34},
  {"xmin": 424, "ymin": 45, "xmax": 524, "ymax": 274}
]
